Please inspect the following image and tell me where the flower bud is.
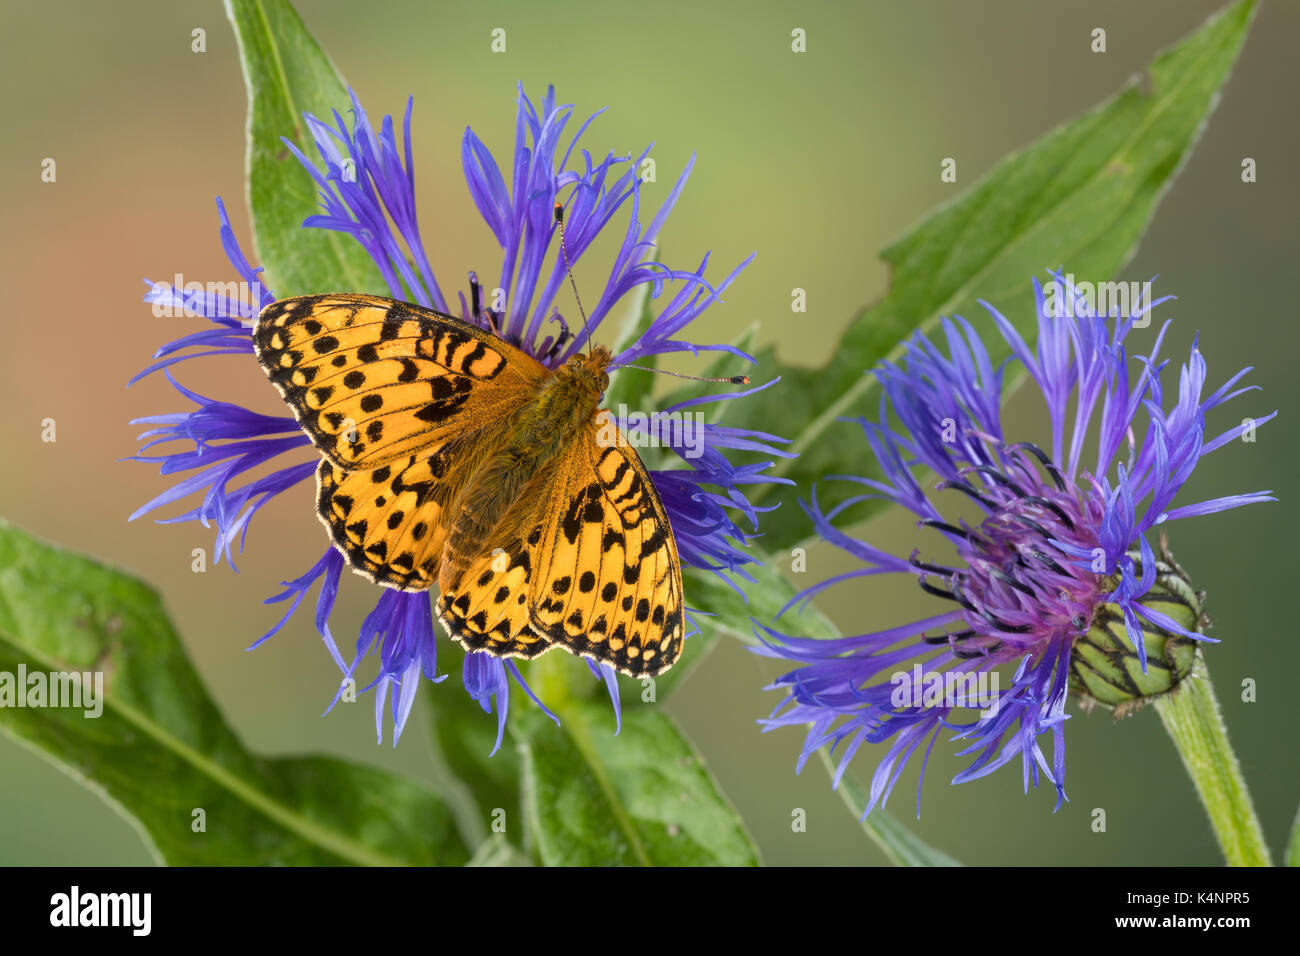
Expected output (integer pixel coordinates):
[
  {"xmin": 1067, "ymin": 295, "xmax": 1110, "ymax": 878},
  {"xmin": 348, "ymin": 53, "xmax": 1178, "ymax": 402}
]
[{"xmin": 1070, "ymin": 544, "xmax": 1206, "ymax": 714}]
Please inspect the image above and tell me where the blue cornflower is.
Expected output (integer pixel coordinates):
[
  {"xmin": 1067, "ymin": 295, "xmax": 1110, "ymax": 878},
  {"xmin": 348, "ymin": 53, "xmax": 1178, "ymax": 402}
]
[
  {"xmin": 760, "ymin": 273, "xmax": 1275, "ymax": 815},
  {"xmin": 130, "ymin": 85, "xmax": 790, "ymax": 748}
]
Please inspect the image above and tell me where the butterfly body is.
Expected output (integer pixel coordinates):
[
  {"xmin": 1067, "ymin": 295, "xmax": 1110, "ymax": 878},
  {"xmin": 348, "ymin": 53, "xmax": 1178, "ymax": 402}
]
[
  {"xmin": 253, "ymin": 295, "xmax": 683, "ymax": 677},
  {"xmin": 441, "ymin": 346, "xmax": 612, "ymax": 583}
]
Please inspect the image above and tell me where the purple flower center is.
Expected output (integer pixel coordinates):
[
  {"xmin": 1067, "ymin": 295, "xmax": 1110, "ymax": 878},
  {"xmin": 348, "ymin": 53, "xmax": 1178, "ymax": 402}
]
[{"xmin": 917, "ymin": 442, "xmax": 1105, "ymax": 661}]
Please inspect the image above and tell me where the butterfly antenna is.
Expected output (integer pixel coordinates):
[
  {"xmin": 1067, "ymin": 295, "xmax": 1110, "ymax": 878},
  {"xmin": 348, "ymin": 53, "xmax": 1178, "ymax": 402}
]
[
  {"xmin": 554, "ymin": 201, "xmax": 749, "ymax": 386},
  {"xmin": 553, "ymin": 202, "xmax": 595, "ymax": 351},
  {"xmin": 620, "ymin": 365, "xmax": 750, "ymax": 386}
]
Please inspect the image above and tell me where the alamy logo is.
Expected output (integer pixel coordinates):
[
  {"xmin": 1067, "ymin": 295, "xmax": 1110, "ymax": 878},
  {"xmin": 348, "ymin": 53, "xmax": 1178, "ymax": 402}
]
[
  {"xmin": 0, "ymin": 665, "xmax": 103, "ymax": 718},
  {"xmin": 890, "ymin": 664, "xmax": 1001, "ymax": 717},
  {"xmin": 1041, "ymin": 274, "xmax": 1153, "ymax": 327},
  {"xmin": 149, "ymin": 274, "xmax": 265, "ymax": 320},
  {"xmin": 595, "ymin": 405, "xmax": 706, "ymax": 459},
  {"xmin": 49, "ymin": 886, "xmax": 151, "ymax": 936}
]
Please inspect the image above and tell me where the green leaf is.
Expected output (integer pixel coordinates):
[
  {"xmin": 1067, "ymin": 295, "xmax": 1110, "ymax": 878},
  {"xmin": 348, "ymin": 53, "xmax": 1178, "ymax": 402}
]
[
  {"xmin": 225, "ymin": 0, "xmax": 386, "ymax": 297},
  {"xmin": 1288, "ymin": 801, "xmax": 1300, "ymax": 867},
  {"xmin": 0, "ymin": 519, "xmax": 468, "ymax": 866},
  {"xmin": 513, "ymin": 685, "xmax": 759, "ymax": 866},
  {"xmin": 686, "ymin": 558, "xmax": 837, "ymax": 645},
  {"xmin": 465, "ymin": 834, "xmax": 535, "ymax": 867},
  {"xmin": 422, "ymin": 642, "xmax": 526, "ymax": 853},
  {"xmin": 729, "ymin": 0, "xmax": 1258, "ymax": 549}
]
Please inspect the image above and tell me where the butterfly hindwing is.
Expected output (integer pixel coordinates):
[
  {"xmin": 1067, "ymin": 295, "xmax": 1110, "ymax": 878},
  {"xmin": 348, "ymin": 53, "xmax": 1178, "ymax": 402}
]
[
  {"xmin": 254, "ymin": 294, "xmax": 546, "ymax": 469},
  {"xmin": 434, "ymin": 423, "xmax": 684, "ymax": 676},
  {"xmin": 316, "ymin": 445, "xmax": 465, "ymax": 591},
  {"xmin": 433, "ymin": 519, "xmax": 553, "ymax": 661}
]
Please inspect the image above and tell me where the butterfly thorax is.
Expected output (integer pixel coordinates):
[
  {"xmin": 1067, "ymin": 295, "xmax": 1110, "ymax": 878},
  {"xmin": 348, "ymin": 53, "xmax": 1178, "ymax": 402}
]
[
  {"xmin": 552, "ymin": 344, "xmax": 613, "ymax": 398},
  {"xmin": 442, "ymin": 345, "xmax": 614, "ymax": 582}
]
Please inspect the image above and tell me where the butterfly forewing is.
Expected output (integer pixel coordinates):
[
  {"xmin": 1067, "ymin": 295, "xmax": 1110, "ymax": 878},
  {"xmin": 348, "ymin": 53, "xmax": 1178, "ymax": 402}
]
[
  {"xmin": 253, "ymin": 294, "xmax": 545, "ymax": 469},
  {"xmin": 256, "ymin": 294, "xmax": 539, "ymax": 593}
]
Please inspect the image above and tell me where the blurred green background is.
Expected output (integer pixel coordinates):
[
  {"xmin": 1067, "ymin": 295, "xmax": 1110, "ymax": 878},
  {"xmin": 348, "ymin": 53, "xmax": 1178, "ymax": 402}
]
[{"xmin": 1, "ymin": 0, "xmax": 1295, "ymax": 865}]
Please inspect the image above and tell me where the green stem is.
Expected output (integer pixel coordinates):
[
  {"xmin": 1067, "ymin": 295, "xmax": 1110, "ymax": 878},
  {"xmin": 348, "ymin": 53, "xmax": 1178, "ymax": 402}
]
[{"xmin": 1154, "ymin": 660, "xmax": 1271, "ymax": 866}]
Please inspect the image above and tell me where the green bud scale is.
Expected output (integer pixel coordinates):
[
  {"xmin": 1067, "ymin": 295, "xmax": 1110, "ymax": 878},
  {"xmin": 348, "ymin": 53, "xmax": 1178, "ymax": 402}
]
[{"xmin": 1069, "ymin": 540, "xmax": 1208, "ymax": 715}]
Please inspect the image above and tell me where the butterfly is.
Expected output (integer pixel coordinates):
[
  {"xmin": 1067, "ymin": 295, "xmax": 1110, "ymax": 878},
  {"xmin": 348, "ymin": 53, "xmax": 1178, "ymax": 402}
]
[{"xmin": 252, "ymin": 293, "xmax": 685, "ymax": 677}]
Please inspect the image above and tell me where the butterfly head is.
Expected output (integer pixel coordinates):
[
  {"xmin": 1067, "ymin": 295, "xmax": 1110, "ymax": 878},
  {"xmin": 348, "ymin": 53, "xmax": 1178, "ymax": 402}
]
[{"xmin": 562, "ymin": 344, "xmax": 614, "ymax": 398}]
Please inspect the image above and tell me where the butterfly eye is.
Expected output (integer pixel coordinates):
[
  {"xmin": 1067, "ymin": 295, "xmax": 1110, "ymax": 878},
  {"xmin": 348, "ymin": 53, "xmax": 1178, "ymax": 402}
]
[{"xmin": 598, "ymin": 372, "xmax": 610, "ymax": 392}]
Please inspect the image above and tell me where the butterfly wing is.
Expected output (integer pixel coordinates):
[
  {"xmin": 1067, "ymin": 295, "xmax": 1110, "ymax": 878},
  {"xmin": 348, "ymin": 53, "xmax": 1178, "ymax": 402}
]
[
  {"xmin": 528, "ymin": 430, "xmax": 686, "ymax": 676},
  {"xmin": 257, "ymin": 294, "xmax": 544, "ymax": 592},
  {"xmin": 432, "ymin": 508, "xmax": 555, "ymax": 661},
  {"xmin": 435, "ymin": 418, "xmax": 685, "ymax": 676},
  {"xmin": 254, "ymin": 294, "xmax": 547, "ymax": 469},
  {"xmin": 316, "ymin": 430, "xmax": 494, "ymax": 590}
]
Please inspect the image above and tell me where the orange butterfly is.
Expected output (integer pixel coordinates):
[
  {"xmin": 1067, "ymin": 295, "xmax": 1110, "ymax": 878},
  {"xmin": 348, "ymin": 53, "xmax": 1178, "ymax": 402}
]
[{"xmin": 253, "ymin": 293, "xmax": 684, "ymax": 677}]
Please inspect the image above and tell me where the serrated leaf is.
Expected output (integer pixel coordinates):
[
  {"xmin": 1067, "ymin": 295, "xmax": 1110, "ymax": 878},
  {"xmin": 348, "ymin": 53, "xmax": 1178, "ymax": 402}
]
[
  {"xmin": 225, "ymin": 0, "xmax": 386, "ymax": 297},
  {"xmin": 728, "ymin": 0, "xmax": 1258, "ymax": 549},
  {"xmin": 513, "ymin": 697, "xmax": 759, "ymax": 866},
  {"xmin": 0, "ymin": 519, "xmax": 467, "ymax": 866}
]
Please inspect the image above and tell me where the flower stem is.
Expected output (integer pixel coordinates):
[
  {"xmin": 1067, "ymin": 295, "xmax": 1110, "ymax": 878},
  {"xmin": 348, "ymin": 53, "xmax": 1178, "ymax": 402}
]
[{"xmin": 1154, "ymin": 659, "xmax": 1271, "ymax": 866}]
